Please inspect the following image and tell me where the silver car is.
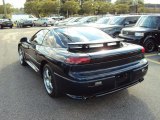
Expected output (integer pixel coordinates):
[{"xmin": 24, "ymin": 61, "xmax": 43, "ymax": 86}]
[{"xmin": 34, "ymin": 18, "xmax": 55, "ymax": 27}]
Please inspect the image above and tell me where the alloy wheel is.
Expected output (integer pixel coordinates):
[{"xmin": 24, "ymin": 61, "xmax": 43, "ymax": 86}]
[
  {"xmin": 43, "ymin": 67, "xmax": 53, "ymax": 94},
  {"xmin": 19, "ymin": 48, "xmax": 24, "ymax": 64}
]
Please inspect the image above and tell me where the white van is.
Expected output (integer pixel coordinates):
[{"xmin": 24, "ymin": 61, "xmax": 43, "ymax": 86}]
[{"xmin": 12, "ymin": 14, "xmax": 38, "ymax": 23}]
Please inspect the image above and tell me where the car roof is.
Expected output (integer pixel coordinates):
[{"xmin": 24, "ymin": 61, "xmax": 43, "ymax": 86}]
[
  {"xmin": 118, "ymin": 15, "xmax": 142, "ymax": 17},
  {"xmin": 140, "ymin": 14, "xmax": 160, "ymax": 17}
]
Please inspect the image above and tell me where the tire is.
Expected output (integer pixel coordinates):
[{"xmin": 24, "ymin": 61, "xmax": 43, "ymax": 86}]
[
  {"xmin": 0, "ymin": 25, "xmax": 3, "ymax": 29},
  {"xmin": 19, "ymin": 24, "xmax": 22, "ymax": 28},
  {"xmin": 143, "ymin": 38, "xmax": 156, "ymax": 53},
  {"xmin": 18, "ymin": 47, "xmax": 27, "ymax": 66},
  {"xmin": 44, "ymin": 23, "xmax": 48, "ymax": 27},
  {"xmin": 20, "ymin": 24, "xmax": 24, "ymax": 28},
  {"xmin": 10, "ymin": 25, "xmax": 13, "ymax": 29},
  {"xmin": 43, "ymin": 64, "xmax": 61, "ymax": 97}
]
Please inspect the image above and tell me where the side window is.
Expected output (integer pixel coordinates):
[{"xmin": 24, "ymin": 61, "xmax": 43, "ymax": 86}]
[
  {"xmin": 31, "ymin": 30, "xmax": 49, "ymax": 44},
  {"xmin": 88, "ymin": 17, "xmax": 97, "ymax": 22},
  {"xmin": 125, "ymin": 17, "xmax": 140, "ymax": 25},
  {"xmin": 43, "ymin": 31, "xmax": 57, "ymax": 48}
]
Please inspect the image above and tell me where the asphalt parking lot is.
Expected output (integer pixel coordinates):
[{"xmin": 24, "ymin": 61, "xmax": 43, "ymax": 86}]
[{"xmin": 0, "ymin": 27, "xmax": 160, "ymax": 120}]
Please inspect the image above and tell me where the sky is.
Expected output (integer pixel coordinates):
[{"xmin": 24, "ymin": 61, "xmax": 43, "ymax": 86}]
[{"xmin": 0, "ymin": 0, "xmax": 159, "ymax": 8}]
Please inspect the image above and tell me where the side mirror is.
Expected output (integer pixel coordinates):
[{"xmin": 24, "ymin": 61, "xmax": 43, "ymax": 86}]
[{"xmin": 20, "ymin": 37, "xmax": 28, "ymax": 43}]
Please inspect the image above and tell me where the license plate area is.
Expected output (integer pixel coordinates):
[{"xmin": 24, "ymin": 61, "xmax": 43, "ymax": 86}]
[{"xmin": 116, "ymin": 72, "xmax": 130, "ymax": 87}]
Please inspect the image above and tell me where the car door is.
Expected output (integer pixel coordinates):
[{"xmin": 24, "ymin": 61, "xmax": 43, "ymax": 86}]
[
  {"xmin": 34, "ymin": 18, "xmax": 40, "ymax": 26},
  {"xmin": 27, "ymin": 29, "xmax": 49, "ymax": 68},
  {"xmin": 38, "ymin": 18, "xmax": 42, "ymax": 25},
  {"xmin": 40, "ymin": 18, "xmax": 45, "ymax": 25}
]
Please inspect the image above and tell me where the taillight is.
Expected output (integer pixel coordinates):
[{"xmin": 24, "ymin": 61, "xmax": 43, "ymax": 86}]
[
  {"xmin": 141, "ymin": 47, "xmax": 145, "ymax": 53},
  {"xmin": 65, "ymin": 57, "xmax": 91, "ymax": 64}
]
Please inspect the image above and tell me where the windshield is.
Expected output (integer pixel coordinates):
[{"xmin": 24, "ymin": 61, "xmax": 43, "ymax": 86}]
[
  {"xmin": 96, "ymin": 17, "xmax": 110, "ymax": 24},
  {"xmin": 136, "ymin": 16, "xmax": 160, "ymax": 29},
  {"xmin": 108, "ymin": 16, "xmax": 125, "ymax": 25},
  {"xmin": 69, "ymin": 17, "xmax": 81, "ymax": 23},
  {"xmin": 54, "ymin": 27, "xmax": 113, "ymax": 46},
  {"xmin": 29, "ymin": 15, "xmax": 36, "ymax": 18},
  {"xmin": 78, "ymin": 17, "xmax": 91, "ymax": 22},
  {"xmin": 63, "ymin": 17, "xmax": 73, "ymax": 22}
]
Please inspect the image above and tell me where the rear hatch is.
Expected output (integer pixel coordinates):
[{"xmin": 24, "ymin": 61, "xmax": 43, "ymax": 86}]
[
  {"xmin": 3, "ymin": 20, "xmax": 12, "ymax": 25},
  {"xmin": 66, "ymin": 41, "xmax": 144, "ymax": 81}
]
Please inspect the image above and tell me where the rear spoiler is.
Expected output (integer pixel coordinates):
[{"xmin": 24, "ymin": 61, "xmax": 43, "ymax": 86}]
[{"xmin": 67, "ymin": 39, "xmax": 124, "ymax": 50}]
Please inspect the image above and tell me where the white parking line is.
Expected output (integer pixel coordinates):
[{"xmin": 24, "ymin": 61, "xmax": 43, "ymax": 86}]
[
  {"xmin": 147, "ymin": 58, "xmax": 160, "ymax": 65},
  {"xmin": 145, "ymin": 54, "xmax": 157, "ymax": 57}
]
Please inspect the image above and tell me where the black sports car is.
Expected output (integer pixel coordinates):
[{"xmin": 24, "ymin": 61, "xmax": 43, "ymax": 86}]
[{"xmin": 18, "ymin": 26, "xmax": 148, "ymax": 99}]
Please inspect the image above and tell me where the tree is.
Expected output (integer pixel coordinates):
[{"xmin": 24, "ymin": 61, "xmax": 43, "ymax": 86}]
[
  {"xmin": 115, "ymin": 0, "xmax": 145, "ymax": 13},
  {"xmin": 12, "ymin": 8, "xmax": 24, "ymax": 14},
  {"xmin": 115, "ymin": 0, "xmax": 132, "ymax": 4},
  {"xmin": 0, "ymin": 3, "xmax": 13, "ymax": 14},
  {"xmin": 115, "ymin": 4, "xmax": 129, "ymax": 14},
  {"xmin": 82, "ymin": 1, "xmax": 98, "ymax": 15},
  {"xmin": 62, "ymin": 0, "xmax": 80, "ymax": 16},
  {"xmin": 24, "ymin": 0, "xmax": 41, "ymax": 17},
  {"xmin": 97, "ymin": 2, "xmax": 114, "ymax": 14},
  {"xmin": 40, "ymin": 0, "xmax": 60, "ymax": 16},
  {"xmin": 24, "ymin": 0, "xmax": 60, "ymax": 17}
]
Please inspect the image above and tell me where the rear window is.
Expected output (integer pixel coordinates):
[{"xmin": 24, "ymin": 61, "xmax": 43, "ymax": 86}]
[{"xmin": 54, "ymin": 27, "xmax": 114, "ymax": 47}]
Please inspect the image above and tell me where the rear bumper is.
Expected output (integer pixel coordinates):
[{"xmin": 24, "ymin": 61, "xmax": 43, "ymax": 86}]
[
  {"xmin": 54, "ymin": 62, "xmax": 148, "ymax": 98},
  {"xmin": 66, "ymin": 80, "xmax": 143, "ymax": 99},
  {"xmin": 1, "ymin": 23, "xmax": 13, "ymax": 27}
]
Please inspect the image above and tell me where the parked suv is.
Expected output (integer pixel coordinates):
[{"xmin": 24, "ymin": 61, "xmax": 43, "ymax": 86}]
[
  {"xmin": 99, "ymin": 15, "xmax": 141, "ymax": 38},
  {"xmin": 0, "ymin": 19, "xmax": 13, "ymax": 29},
  {"xmin": 17, "ymin": 19, "xmax": 33, "ymax": 28},
  {"xmin": 119, "ymin": 15, "xmax": 160, "ymax": 52}
]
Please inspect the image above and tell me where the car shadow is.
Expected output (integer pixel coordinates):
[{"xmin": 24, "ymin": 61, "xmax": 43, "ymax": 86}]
[{"xmin": 0, "ymin": 61, "xmax": 156, "ymax": 120}]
